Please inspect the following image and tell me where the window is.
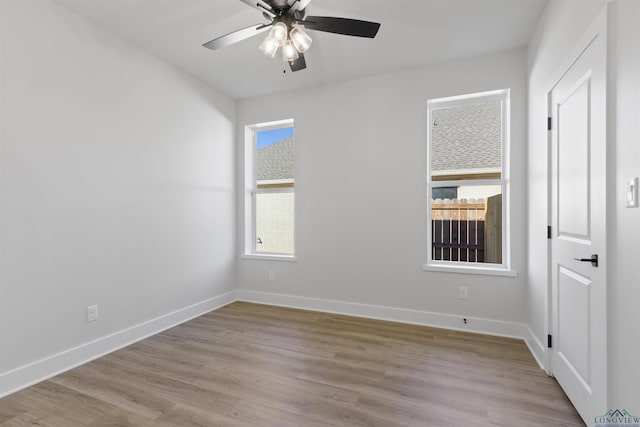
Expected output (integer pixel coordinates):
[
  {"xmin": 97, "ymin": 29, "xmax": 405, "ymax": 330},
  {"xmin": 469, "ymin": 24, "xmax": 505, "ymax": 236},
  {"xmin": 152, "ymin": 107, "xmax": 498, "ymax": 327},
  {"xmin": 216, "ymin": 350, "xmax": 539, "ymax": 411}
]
[
  {"xmin": 244, "ymin": 120, "xmax": 295, "ymax": 259},
  {"xmin": 425, "ymin": 90, "xmax": 513, "ymax": 275}
]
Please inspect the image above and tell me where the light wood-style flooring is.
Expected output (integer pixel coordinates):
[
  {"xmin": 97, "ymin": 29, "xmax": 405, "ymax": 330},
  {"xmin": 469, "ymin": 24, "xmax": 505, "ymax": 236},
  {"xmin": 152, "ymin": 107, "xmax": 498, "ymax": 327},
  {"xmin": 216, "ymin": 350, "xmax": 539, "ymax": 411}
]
[{"xmin": 0, "ymin": 302, "xmax": 583, "ymax": 426}]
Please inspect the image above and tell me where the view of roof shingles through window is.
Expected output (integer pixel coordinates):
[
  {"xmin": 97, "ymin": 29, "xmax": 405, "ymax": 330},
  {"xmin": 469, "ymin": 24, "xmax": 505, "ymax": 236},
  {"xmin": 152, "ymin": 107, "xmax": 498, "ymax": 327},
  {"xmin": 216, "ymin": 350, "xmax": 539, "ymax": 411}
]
[
  {"xmin": 431, "ymin": 100, "xmax": 502, "ymax": 174},
  {"xmin": 257, "ymin": 136, "xmax": 294, "ymax": 182}
]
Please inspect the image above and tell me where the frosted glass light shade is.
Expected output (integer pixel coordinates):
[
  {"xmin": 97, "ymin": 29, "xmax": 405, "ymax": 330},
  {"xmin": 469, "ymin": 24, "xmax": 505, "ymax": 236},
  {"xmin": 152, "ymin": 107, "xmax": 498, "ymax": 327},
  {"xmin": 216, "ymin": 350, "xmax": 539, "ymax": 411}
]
[
  {"xmin": 270, "ymin": 22, "xmax": 288, "ymax": 47},
  {"xmin": 290, "ymin": 26, "xmax": 312, "ymax": 52},
  {"xmin": 259, "ymin": 36, "xmax": 278, "ymax": 58},
  {"xmin": 282, "ymin": 40, "xmax": 299, "ymax": 62}
]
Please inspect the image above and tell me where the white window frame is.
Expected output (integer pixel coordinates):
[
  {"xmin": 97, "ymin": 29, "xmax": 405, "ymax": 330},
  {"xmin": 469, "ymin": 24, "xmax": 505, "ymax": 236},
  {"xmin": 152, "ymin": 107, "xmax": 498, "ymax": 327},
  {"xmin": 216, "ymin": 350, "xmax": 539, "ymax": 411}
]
[
  {"xmin": 242, "ymin": 119, "xmax": 297, "ymax": 261},
  {"xmin": 423, "ymin": 89, "xmax": 516, "ymax": 277}
]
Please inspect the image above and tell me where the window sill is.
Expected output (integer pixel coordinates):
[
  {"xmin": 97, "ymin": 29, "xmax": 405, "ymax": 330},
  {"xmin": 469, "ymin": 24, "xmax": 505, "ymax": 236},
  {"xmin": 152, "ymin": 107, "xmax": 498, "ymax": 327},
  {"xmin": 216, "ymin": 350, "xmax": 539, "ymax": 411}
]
[
  {"xmin": 422, "ymin": 263, "xmax": 517, "ymax": 277},
  {"xmin": 242, "ymin": 254, "xmax": 297, "ymax": 262}
]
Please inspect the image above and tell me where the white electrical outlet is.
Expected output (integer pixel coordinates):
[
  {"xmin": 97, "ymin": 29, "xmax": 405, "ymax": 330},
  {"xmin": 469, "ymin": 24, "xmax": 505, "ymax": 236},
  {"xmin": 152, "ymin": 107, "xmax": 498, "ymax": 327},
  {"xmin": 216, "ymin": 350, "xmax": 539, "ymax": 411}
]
[
  {"xmin": 268, "ymin": 270, "xmax": 275, "ymax": 281},
  {"xmin": 459, "ymin": 287, "xmax": 468, "ymax": 300},
  {"xmin": 87, "ymin": 305, "xmax": 98, "ymax": 322}
]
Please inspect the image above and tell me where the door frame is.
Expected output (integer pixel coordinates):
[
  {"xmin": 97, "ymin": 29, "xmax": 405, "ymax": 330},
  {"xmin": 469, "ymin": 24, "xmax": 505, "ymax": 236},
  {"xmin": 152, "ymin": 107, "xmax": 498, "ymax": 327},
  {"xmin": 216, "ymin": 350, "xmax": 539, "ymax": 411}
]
[{"xmin": 545, "ymin": 7, "xmax": 609, "ymax": 419}]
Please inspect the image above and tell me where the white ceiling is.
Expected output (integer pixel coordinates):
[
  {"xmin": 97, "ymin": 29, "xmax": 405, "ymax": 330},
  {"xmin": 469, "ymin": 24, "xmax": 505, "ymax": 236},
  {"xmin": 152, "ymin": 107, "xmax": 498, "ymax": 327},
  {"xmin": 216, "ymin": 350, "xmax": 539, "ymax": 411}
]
[{"xmin": 54, "ymin": 0, "xmax": 548, "ymax": 99}]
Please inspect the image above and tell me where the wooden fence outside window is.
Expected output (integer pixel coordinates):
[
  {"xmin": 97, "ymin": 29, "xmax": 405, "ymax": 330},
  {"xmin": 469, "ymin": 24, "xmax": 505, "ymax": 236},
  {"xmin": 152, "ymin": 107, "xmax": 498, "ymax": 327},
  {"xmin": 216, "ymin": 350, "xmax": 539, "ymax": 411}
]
[{"xmin": 431, "ymin": 195, "xmax": 502, "ymax": 264}]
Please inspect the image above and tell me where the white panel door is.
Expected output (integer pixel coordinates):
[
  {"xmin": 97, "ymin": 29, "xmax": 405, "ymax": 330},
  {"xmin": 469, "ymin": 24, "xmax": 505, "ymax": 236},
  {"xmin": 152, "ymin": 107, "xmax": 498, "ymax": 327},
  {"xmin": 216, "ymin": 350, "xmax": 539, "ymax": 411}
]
[{"xmin": 550, "ymin": 32, "xmax": 607, "ymax": 424}]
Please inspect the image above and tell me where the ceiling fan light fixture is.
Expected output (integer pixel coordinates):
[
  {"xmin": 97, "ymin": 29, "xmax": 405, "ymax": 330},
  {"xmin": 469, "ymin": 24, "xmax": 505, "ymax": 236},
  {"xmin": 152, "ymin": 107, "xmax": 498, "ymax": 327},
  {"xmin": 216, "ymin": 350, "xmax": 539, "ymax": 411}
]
[
  {"xmin": 270, "ymin": 22, "xmax": 289, "ymax": 47},
  {"xmin": 259, "ymin": 35, "xmax": 279, "ymax": 58},
  {"xmin": 203, "ymin": 1, "xmax": 382, "ymax": 74},
  {"xmin": 282, "ymin": 40, "xmax": 299, "ymax": 62},
  {"xmin": 290, "ymin": 26, "xmax": 312, "ymax": 53}
]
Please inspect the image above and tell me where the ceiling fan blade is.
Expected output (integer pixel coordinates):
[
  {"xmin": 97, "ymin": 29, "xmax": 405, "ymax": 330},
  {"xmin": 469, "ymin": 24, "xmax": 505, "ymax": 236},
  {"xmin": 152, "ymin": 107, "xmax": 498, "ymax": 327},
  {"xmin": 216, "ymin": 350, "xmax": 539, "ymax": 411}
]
[
  {"xmin": 203, "ymin": 24, "xmax": 270, "ymax": 51},
  {"xmin": 301, "ymin": 16, "xmax": 380, "ymax": 38},
  {"xmin": 289, "ymin": 52, "xmax": 307, "ymax": 72},
  {"xmin": 287, "ymin": 0, "xmax": 314, "ymax": 14}
]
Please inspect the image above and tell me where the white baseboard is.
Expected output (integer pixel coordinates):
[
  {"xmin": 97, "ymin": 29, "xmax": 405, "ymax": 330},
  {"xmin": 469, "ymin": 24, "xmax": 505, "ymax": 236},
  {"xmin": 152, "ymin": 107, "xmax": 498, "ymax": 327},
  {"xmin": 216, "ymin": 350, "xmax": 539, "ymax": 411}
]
[
  {"xmin": 236, "ymin": 289, "xmax": 525, "ymax": 339},
  {"xmin": 523, "ymin": 324, "xmax": 549, "ymax": 373},
  {"xmin": 0, "ymin": 290, "xmax": 237, "ymax": 398}
]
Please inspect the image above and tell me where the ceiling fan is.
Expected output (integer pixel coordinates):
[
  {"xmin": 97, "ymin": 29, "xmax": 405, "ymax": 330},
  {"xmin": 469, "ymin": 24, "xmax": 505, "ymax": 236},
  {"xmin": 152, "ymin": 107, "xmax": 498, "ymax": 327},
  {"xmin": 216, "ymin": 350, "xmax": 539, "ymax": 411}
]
[{"xmin": 202, "ymin": 0, "xmax": 381, "ymax": 72}]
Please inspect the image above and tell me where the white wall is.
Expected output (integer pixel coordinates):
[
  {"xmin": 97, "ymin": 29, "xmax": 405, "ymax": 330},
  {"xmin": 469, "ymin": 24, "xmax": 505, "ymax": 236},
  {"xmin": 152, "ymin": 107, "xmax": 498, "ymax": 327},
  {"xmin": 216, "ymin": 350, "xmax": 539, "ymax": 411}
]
[
  {"xmin": 237, "ymin": 50, "xmax": 528, "ymax": 331},
  {"xmin": 525, "ymin": 0, "xmax": 607, "ymax": 366},
  {"xmin": 608, "ymin": 0, "xmax": 640, "ymax": 409},
  {"xmin": 0, "ymin": 0, "xmax": 236, "ymax": 393}
]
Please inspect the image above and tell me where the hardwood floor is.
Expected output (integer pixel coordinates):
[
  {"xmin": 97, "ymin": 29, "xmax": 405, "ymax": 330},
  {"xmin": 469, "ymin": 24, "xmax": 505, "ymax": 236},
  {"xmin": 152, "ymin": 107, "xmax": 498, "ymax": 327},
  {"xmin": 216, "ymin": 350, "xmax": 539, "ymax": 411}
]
[{"xmin": 0, "ymin": 302, "xmax": 583, "ymax": 426}]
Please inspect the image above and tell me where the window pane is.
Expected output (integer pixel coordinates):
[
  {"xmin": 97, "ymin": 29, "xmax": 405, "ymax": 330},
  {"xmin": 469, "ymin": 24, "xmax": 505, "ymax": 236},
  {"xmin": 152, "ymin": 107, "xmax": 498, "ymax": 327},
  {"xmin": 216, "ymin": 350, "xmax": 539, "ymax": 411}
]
[
  {"xmin": 256, "ymin": 127, "xmax": 295, "ymax": 185},
  {"xmin": 431, "ymin": 185, "xmax": 502, "ymax": 264},
  {"xmin": 256, "ymin": 192, "xmax": 294, "ymax": 254},
  {"xmin": 253, "ymin": 125, "xmax": 295, "ymax": 256},
  {"xmin": 431, "ymin": 100, "xmax": 502, "ymax": 180},
  {"xmin": 432, "ymin": 187, "xmax": 458, "ymax": 200}
]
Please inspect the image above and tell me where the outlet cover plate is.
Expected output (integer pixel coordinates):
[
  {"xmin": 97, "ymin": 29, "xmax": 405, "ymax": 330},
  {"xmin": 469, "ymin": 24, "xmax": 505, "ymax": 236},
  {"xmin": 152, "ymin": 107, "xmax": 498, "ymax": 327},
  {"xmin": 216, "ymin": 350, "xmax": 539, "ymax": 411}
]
[{"xmin": 87, "ymin": 305, "xmax": 98, "ymax": 322}]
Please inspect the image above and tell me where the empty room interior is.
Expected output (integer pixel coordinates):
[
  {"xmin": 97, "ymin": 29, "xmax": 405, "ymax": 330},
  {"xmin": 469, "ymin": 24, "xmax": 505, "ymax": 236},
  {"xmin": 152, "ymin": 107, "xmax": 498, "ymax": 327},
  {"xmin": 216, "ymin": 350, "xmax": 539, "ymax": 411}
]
[{"xmin": 1, "ymin": 0, "xmax": 639, "ymax": 425}]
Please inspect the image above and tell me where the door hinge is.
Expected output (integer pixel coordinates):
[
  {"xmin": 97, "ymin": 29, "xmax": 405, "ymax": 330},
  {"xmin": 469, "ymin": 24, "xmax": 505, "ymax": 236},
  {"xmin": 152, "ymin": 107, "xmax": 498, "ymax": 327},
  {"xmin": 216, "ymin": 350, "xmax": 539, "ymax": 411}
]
[
  {"xmin": 547, "ymin": 117, "xmax": 552, "ymax": 131},
  {"xmin": 547, "ymin": 226, "xmax": 552, "ymax": 239},
  {"xmin": 548, "ymin": 334, "xmax": 552, "ymax": 348}
]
